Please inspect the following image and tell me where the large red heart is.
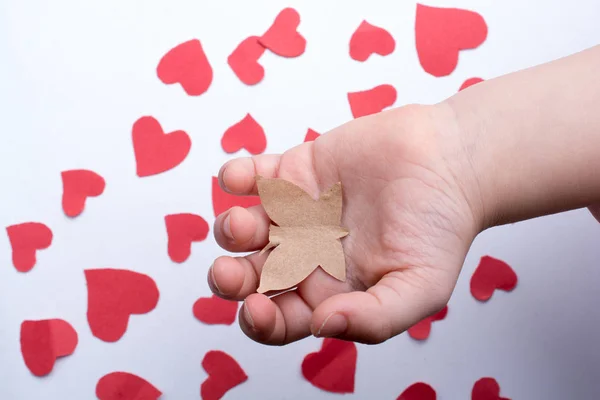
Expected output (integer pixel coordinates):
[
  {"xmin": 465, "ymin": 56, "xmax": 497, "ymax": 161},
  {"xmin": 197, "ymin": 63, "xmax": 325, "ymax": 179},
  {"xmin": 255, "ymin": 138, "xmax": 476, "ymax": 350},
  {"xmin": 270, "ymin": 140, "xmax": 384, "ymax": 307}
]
[
  {"xmin": 302, "ymin": 338, "xmax": 357, "ymax": 393},
  {"xmin": 347, "ymin": 84, "xmax": 397, "ymax": 118},
  {"xmin": 165, "ymin": 213, "xmax": 209, "ymax": 263},
  {"xmin": 471, "ymin": 377, "xmax": 510, "ymax": 400},
  {"xmin": 6, "ymin": 222, "xmax": 53, "ymax": 272},
  {"xmin": 157, "ymin": 39, "xmax": 213, "ymax": 96},
  {"xmin": 61, "ymin": 169, "xmax": 105, "ymax": 217},
  {"xmin": 85, "ymin": 268, "xmax": 159, "ymax": 342},
  {"xmin": 228, "ymin": 36, "xmax": 266, "ymax": 85},
  {"xmin": 470, "ymin": 256, "xmax": 517, "ymax": 301},
  {"xmin": 221, "ymin": 114, "xmax": 266, "ymax": 155},
  {"xmin": 201, "ymin": 350, "xmax": 248, "ymax": 400},
  {"xmin": 193, "ymin": 295, "xmax": 238, "ymax": 325},
  {"xmin": 415, "ymin": 4, "xmax": 488, "ymax": 77},
  {"xmin": 132, "ymin": 116, "xmax": 191, "ymax": 177},
  {"xmin": 407, "ymin": 305, "xmax": 448, "ymax": 340},
  {"xmin": 20, "ymin": 319, "xmax": 78, "ymax": 377},
  {"xmin": 397, "ymin": 382, "xmax": 437, "ymax": 400},
  {"xmin": 259, "ymin": 8, "xmax": 306, "ymax": 57},
  {"xmin": 349, "ymin": 20, "xmax": 395, "ymax": 62},
  {"xmin": 211, "ymin": 177, "xmax": 260, "ymax": 217},
  {"xmin": 96, "ymin": 372, "xmax": 162, "ymax": 400}
]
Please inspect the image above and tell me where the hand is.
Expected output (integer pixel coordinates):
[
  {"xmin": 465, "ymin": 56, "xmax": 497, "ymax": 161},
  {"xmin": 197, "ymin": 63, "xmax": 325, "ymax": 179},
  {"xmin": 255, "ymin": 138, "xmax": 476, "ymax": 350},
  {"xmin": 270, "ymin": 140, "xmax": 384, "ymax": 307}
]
[{"xmin": 208, "ymin": 104, "xmax": 483, "ymax": 345}]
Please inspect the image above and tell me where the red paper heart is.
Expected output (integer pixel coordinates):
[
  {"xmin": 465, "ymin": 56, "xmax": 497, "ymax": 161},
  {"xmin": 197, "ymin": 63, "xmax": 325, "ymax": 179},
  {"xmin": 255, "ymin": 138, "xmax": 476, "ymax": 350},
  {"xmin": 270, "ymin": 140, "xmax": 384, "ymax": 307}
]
[
  {"xmin": 397, "ymin": 382, "xmax": 437, "ymax": 400},
  {"xmin": 61, "ymin": 169, "xmax": 106, "ymax": 217},
  {"xmin": 132, "ymin": 116, "xmax": 191, "ymax": 177},
  {"xmin": 347, "ymin": 84, "xmax": 397, "ymax": 118},
  {"xmin": 472, "ymin": 377, "xmax": 510, "ymax": 400},
  {"xmin": 211, "ymin": 177, "xmax": 260, "ymax": 217},
  {"xmin": 201, "ymin": 350, "xmax": 248, "ymax": 400},
  {"xmin": 165, "ymin": 213, "xmax": 209, "ymax": 263},
  {"xmin": 259, "ymin": 8, "xmax": 306, "ymax": 57},
  {"xmin": 470, "ymin": 256, "xmax": 517, "ymax": 302},
  {"xmin": 193, "ymin": 295, "xmax": 238, "ymax": 325},
  {"xmin": 302, "ymin": 338, "xmax": 357, "ymax": 394},
  {"xmin": 407, "ymin": 305, "xmax": 448, "ymax": 340},
  {"xmin": 349, "ymin": 20, "xmax": 395, "ymax": 61},
  {"xmin": 304, "ymin": 128, "xmax": 320, "ymax": 142},
  {"xmin": 20, "ymin": 319, "xmax": 78, "ymax": 377},
  {"xmin": 228, "ymin": 36, "xmax": 265, "ymax": 85},
  {"xmin": 415, "ymin": 4, "xmax": 488, "ymax": 77},
  {"xmin": 85, "ymin": 268, "xmax": 159, "ymax": 342},
  {"xmin": 7, "ymin": 222, "xmax": 53, "ymax": 272},
  {"xmin": 221, "ymin": 114, "xmax": 267, "ymax": 155},
  {"xmin": 96, "ymin": 372, "xmax": 162, "ymax": 400},
  {"xmin": 157, "ymin": 39, "xmax": 213, "ymax": 96},
  {"xmin": 459, "ymin": 77, "xmax": 484, "ymax": 91}
]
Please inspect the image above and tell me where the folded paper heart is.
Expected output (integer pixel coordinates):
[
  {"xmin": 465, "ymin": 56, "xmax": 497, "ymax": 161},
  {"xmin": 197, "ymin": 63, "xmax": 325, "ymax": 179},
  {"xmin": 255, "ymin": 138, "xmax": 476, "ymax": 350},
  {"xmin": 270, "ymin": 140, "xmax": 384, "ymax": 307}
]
[
  {"xmin": 407, "ymin": 305, "xmax": 448, "ymax": 340},
  {"xmin": 471, "ymin": 377, "xmax": 511, "ymax": 400},
  {"xmin": 347, "ymin": 84, "xmax": 397, "ymax": 119},
  {"xmin": 302, "ymin": 338, "xmax": 357, "ymax": 393},
  {"xmin": 259, "ymin": 8, "xmax": 306, "ymax": 57},
  {"xmin": 201, "ymin": 350, "xmax": 247, "ymax": 400},
  {"xmin": 157, "ymin": 39, "xmax": 213, "ymax": 96},
  {"xmin": 349, "ymin": 20, "xmax": 395, "ymax": 61},
  {"xmin": 470, "ymin": 256, "xmax": 517, "ymax": 301},
  {"xmin": 165, "ymin": 213, "xmax": 209, "ymax": 263},
  {"xmin": 6, "ymin": 222, "xmax": 53, "ymax": 272},
  {"xmin": 96, "ymin": 372, "xmax": 162, "ymax": 400},
  {"xmin": 397, "ymin": 382, "xmax": 437, "ymax": 400},
  {"xmin": 193, "ymin": 295, "xmax": 238, "ymax": 325},
  {"xmin": 228, "ymin": 36, "xmax": 266, "ymax": 85},
  {"xmin": 221, "ymin": 114, "xmax": 267, "ymax": 155},
  {"xmin": 61, "ymin": 169, "xmax": 105, "ymax": 217}
]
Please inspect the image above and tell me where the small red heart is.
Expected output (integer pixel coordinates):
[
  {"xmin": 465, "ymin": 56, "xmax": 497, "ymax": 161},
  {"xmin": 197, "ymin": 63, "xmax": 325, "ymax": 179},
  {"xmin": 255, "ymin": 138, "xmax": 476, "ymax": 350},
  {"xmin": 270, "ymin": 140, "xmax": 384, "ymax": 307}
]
[
  {"xmin": 472, "ymin": 377, "xmax": 510, "ymax": 400},
  {"xmin": 347, "ymin": 84, "xmax": 397, "ymax": 118},
  {"xmin": 221, "ymin": 114, "xmax": 267, "ymax": 155},
  {"xmin": 193, "ymin": 295, "xmax": 238, "ymax": 325},
  {"xmin": 397, "ymin": 382, "xmax": 437, "ymax": 400},
  {"xmin": 301, "ymin": 338, "xmax": 357, "ymax": 394},
  {"xmin": 96, "ymin": 372, "xmax": 162, "ymax": 400},
  {"xmin": 259, "ymin": 8, "xmax": 306, "ymax": 57},
  {"xmin": 407, "ymin": 305, "xmax": 448, "ymax": 340},
  {"xmin": 304, "ymin": 128, "xmax": 320, "ymax": 142},
  {"xmin": 211, "ymin": 177, "xmax": 260, "ymax": 217},
  {"xmin": 470, "ymin": 256, "xmax": 518, "ymax": 302},
  {"xmin": 20, "ymin": 319, "xmax": 78, "ymax": 377},
  {"xmin": 349, "ymin": 20, "xmax": 395, "ymax": 61},
  {"xmin": 132, "ymin": 116, "xmax": 191, "ymax": 177},
  {"xmin": 459, "ymin": 77, "xmax": 484, "ymax": 91},
  {"xmin": 85, "ymin": 268, "xmax": 159, "ymax": 342},
  {"xmin": 416, "ymin": 4, "xmax": 488, "ymax": 77},
  {"xmin": 201, "ymin": 350, "xmax": 248, "ymax": 400},
  {"xmin": 61, "ymin": 169, "xmax": 106, "ymax": 217},
  {"xmin": 157, "ymin": 39, "xmax": 213, "ymax": 96},
  {"xmin": 165, "ymin": 213, "xmax": 209, "ymax": 263},
  {"xmin": 6, "ymin": 222, "xmax": 53, "ymax": 272},
  {"xmin": 228, "ymin": 36, "xmax": 266, "ymax": 85}
]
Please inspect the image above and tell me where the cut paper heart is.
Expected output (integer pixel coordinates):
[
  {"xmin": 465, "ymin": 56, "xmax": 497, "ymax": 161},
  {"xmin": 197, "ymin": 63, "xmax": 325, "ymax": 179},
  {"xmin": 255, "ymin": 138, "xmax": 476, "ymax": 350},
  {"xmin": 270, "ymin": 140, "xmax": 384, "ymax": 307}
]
[
  {"xmin": 471, "ymin": 377, "xmax": 511, "ymax": 400},
  {"xmin": 157, "ymin": 39, "xmax": 213, "ymax": 96},
  {"xmin": 397, "ymin": 382, "xmax": 437, "ymax": 400},
  {"xmin": 201, "ymin": 350, "xmax": 248, "ymax": 400},
  {"xmin": 302, "ymin": 338, "xmax": 357, "ymax": 394},
  {"xmin": 349, "ymin": 20, "xmax": 395, "ymax": 61},
  {"xmin": 221, "ymin": 114, "xmax": 267, "ymax": 155},
  {"xmin": 415, "ymin": 4, "xmax": 488, "ymax": 77},
  {"xmin": 228, "ymin": 36, "xmax": 266, "ymax": 85},
  {"xmin": 407, "ymin": 306, "xmax": 448, "ymax": 340},
  {"xmin": 470, "ymin": 256, "xmax": 518, "ymax": 302},
  {"xmin": 132, "ymin": 116, "xmax": 191, "ymax": 177},
  {"xmin": 96, "ymin": 372, "xmax": 162, "ymax": 400},
  {"xmin": 61, "ymin": 169, "xmax": 106, "ymax": 217},
  {"xmin": 259, "ymin": 8, "xmax": 306, "ymax": 57},
  {"xmin": 459, "ymin": 77, "xmax": 484, "ymax": 91},
  {"xmin": 165, "ymin": 213, "xmax": 209, "ymax": 263},
  {"xmin": 7, "ymin": 222, "xmax": 53, "ymax": 272},
  {"xmin": 85, "ymin": 268, "xmax": 159, "ymax": 342},
  {"xmin": 20, "ymin": 319, "xmax": 78, "ymax": 377},
  {"xmin": 211, "ymin": 176, "xmax": 261, "ymax": 217},
  {"xmin": 347, "ymin": 84, "xmax": 397, "ymax": 118},
  {"xmin": 193, "ymin": 295, "xmax": 238, "ymax": 325},
  {"xmin": 304, "ymin": 128, "xmax": 320, "ymax": 142}
]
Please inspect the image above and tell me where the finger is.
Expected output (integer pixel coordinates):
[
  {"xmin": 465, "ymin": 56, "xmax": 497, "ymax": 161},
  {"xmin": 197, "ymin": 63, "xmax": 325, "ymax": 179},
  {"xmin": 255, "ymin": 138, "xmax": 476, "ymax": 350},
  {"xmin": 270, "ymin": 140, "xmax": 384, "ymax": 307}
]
[
  {"xmin": 213, "ymin": 205, "xmax": 270, "ymax": 252},
  {"xmin": 209, "ymin": 251, "xmax": 267, "ymax": 300},
  {"xmin": 219, "ymin": 154, "xmax": 282, "ymax": 195}
]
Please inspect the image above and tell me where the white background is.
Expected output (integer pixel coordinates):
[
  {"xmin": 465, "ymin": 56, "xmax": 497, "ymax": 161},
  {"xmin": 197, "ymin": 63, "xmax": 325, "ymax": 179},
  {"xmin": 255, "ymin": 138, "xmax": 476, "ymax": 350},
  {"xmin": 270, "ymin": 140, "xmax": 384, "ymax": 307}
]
[{"xmin": 1, "ymin": 0, "xmax": 600, "ymax": 398}]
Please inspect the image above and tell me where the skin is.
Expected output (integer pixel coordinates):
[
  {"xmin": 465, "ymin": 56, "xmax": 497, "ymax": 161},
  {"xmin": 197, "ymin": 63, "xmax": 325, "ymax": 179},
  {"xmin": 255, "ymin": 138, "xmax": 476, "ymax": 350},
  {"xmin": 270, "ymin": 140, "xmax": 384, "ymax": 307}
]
[{"xmin": 208, "ymin": 44, "xmax": 600, "ymax": 345}]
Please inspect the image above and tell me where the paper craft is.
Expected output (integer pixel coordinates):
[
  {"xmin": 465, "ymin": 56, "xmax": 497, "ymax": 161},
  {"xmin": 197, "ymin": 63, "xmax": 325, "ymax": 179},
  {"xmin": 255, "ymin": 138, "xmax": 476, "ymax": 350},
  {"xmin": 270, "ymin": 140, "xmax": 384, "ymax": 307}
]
[
  {"xmin": 132, "ymin": 116, "xmax": 191, "ymax": 177},
  {"xmin": 470, "ymin": 256, "xmax": 517, "ymax": 302},
  {"xmin": 415, "ymin": 4, "xmax": 488, "ymax": 77},
  {"xmin": 472, "ymin": 377, "xmax": 511, "ymax": 400},
  {"xmin": 6, "ymin": 222, "xmax": 53, "ymax": 272},
  {"xmin": 157, "ymin": 39, "xmax": 213, "ymax": 96},
  {"xmin": 407, "ymin": 305, "xmax": 448, "ymax": 340},
  {"xmin": 228, "ymin": 36, "xmax": 266, "ymax": 85},
  {"xmin": 20, "ymin": 319, "xmax": 78, "ymax": 377},
  {"xmin": 347, "ymin": 84, "xmax": 397, "ymax": 119},
  {"xmin": 85, "ymin": 268, "xmax": 159, "ymax": 342},
  {"xmin": 255, "ymin": 177, "xmax": 348, "ymax": 293},
  {"xmin": 211, "ymin": 176, "xmax": 261, "ymax": 217},
  {"xmin": 61, "ymin": 169, "xmax": 106, "ymax": 218},
  {"xmin": 193, "ymin": 295, "xmax": 238, "ymax": 325},
  {"xmin": 303, "ymin": 128, "xmax": 320, "ymax": 142},
  {"xmin": 349, "ymin": 20, "xmax": 396, "ymax": 62},
  {"xmin": 165, "ymin": 213, "xmax": 209, "ymax": 263},
  {"xmin": 397, "ymin": 382, "xmax": 437, "ymax": 400},
  {"xmin": 221, "ymin": 114, "xmax": 267, "ymax": 155},
  {"xmin": 459, "ymin": 77, "xmax": 484, "ymax": 91},
  {"xmin": 302, "ymin": 338, "xmax": 357, "ymax": 394},
  {"xmin": 259, "ymin": 8, "xmax": 306, "ymax": 57},
  {"xmin": 96, "ymin": 372, "xmax": 162, "ymax": 400},
  {"xmin": 201, "ymin": 350, "xmax": 248, "ymax": 400}
]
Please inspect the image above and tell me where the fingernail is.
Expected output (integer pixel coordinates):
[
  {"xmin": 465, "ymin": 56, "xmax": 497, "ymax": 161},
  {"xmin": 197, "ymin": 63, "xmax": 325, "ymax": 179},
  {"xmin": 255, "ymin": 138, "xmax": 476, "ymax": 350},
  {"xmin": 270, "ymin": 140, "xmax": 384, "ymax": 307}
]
[
  {"xmin": 209, "ymin": 264, "xmax": 221, "ymax": 294},
  {"xmin": 218, "ymin": 163, "xmax": 229, "ymax": 191},
  {"xmin": 222, "ymin": 214, "xmax": 233, "ymax": 240},
  {"xmin": 243, "ymin": 300, "xmax": 255, "ymax": 329},
  {"xmin": 314, "ymin": 312, "xmax": 347, "ymax": 338}
]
